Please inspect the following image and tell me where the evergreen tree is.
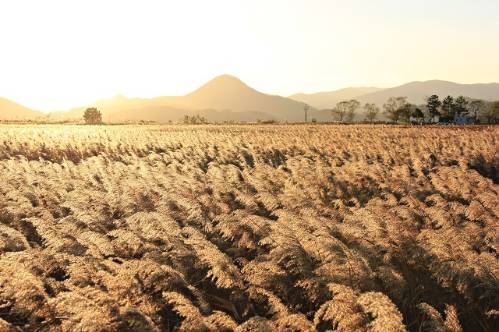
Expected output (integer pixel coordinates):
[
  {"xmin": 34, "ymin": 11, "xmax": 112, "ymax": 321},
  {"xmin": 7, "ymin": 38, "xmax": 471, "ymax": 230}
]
[
  {"xmin": 440, "ymin": 96, "xmax": 454, "ymax": 120},
  {"xmin": 426, "ymin": 95, "xmax": 441, "ymax": 118},
  {"xmin": 453, "ymin": 96, "xmax": 469, "ymax": 117}
]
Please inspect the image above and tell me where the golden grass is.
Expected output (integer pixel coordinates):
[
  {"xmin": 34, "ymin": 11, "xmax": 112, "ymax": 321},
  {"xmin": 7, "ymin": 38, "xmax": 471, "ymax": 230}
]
[{"xmin": 0, "ymin": 124, "xmax": 497, "ymax": 331}]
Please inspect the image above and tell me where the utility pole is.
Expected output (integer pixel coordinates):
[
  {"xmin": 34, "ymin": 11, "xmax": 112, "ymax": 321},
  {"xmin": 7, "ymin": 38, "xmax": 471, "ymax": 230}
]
[{"xmin": 304, "ymin": 104, "xmax": 310, "ymax": 123}]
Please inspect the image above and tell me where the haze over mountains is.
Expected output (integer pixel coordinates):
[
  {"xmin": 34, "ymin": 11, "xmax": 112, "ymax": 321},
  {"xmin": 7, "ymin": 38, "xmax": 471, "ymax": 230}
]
[
  {"xmin": 291, "ymin": 80, "xmax": 499, "ymax": 109},
  {"xmin": 359, "ymin": 80, "xmax": 499, "ymax": 106},
  {"xmin": 48, "ymin": 75, "xmax": 309, "ymax": 122},
  {"xmin": 290, "ymin": 87, "xmax": 383, "ymax": 109},
  {"xmin": 0, "ymin": 98, "xmax": 41, "ymax": 120},
  {"xmin": 1, "ymin": 76, "xmax": 498, "ymax": 122}
]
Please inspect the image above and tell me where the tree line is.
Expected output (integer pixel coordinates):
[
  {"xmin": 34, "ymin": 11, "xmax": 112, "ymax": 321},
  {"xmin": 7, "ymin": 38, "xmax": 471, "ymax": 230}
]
[
  {"xmin": 82, "ymin": 109, "xmax": 209, "ymax": 125},
  {"xmin": 326, "ymin": 95, "xmax": 499, "ymax": 124},
  {"xmin": 82, "ymin": 96, "xmax": 499, "ymax": 125}
]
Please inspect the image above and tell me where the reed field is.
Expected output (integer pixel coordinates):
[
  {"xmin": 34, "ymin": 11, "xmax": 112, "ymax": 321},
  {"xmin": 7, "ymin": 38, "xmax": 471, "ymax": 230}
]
[{"xmin": 0, "ymin": 124, "xmax": 497, "ymax": 332}]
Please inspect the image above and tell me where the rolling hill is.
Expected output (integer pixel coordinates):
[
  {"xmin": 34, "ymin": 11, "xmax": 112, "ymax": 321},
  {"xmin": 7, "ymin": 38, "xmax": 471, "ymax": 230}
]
[{"xmin": 0, "ymin": 98, "xmax": 42, "ymax": 120}]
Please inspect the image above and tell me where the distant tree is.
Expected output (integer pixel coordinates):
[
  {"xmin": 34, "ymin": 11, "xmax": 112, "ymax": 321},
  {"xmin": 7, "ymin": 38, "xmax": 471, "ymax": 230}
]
[
  {"xmin": 468, "ymin": 100, "xmax": 484, "ymax": 121},
  {"xmin": 440, "ymin": 96, "xmax": 455, "ymax": 120},
  {"xmin": 426, "ymin": 95, "xmax": 441, "ymax": 118},
  {"xmin": 332, "ymin": 100, "xmax": 359, "ymax": 122},
  {"xmin": 197, "ymin": 115, "xmax": 208, "ymax": 124},
  {"xmin": 346, "ymin": 99, "xmax": 360, "ymax": 122},
  {"xmin": 411, "ymin": 107, "xmax": 425, "ymax": 123},
  {"xmin": 332, "ymin": 101, "xmax": 349, "ymax": 122},
  {"xmin": 184, "ymin": 114, "xmax": 208, "ymax": 124},
  {"xmin": 484, "ymin": 101, "xmax": 499, "ymax": 124},
  {"xmin": 364, "ymin": 103, "xmax": 379, "ymax": 122},
  {"xmin": 383, "ymin": 97, "xmax": 409, "ymax": 122},
  {"xmin": 453, "ymin": 96, "xmax": 469, "ymax": 117},
  {"xmin": 399, "ymin": 103, "xmax": 413, "ymax": 123},
  {"xmin": 83, "ymin": 107, "xmax": 102, "ymax": 124}
]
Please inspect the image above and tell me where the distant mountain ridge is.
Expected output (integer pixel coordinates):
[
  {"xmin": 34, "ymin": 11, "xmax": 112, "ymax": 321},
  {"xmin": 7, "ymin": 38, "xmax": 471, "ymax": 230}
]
[
  {"xmin": 290, "ymin": 87, "xmax": 383, "ymax": 109},
  {"xmin": 356, "ymin": 80, "xmax": 499, "ymax": 106},
  {"xmin": 291, "ymin": 80, "xmax": 499, "ymax": 109},
  {"xmin": 1, "ymin": 77, "xmax": 498, "ymax": 122}
]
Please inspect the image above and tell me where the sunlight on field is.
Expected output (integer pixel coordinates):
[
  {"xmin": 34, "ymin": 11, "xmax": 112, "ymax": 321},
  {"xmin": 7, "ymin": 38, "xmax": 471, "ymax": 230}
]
[{"xmin": 0, "ymin": 124, "xmax": 497, "ymax": 331}]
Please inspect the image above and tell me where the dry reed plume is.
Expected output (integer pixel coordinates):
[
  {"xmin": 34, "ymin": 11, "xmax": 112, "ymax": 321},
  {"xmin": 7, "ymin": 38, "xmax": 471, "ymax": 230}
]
[{"xmin": 0, "ymin": 124, "xmax": 497, "ymax": 331}]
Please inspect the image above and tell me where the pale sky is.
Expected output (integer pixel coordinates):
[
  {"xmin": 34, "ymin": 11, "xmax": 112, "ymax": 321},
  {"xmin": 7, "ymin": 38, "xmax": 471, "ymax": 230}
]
[{"xmin": 1, "ymin": 0, "xmax": 498, "ymax": 111}]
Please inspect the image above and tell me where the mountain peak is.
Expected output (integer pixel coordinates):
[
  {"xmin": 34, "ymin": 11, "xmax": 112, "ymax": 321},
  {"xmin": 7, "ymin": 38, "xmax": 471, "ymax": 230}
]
[
  {"xmin": 187, "ymin": 74, "xmax": 255, "ymax": 98},
  {"xmin": 202, "ymin": 74, "xmax": 250, "ymax": 89},
  {"xmin": 210, "ymin": 74, "xmax": 243, "ymax": 82}
]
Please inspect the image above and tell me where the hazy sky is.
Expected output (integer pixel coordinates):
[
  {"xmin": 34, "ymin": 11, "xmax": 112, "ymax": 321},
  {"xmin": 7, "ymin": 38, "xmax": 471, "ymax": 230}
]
[{"xmin": 1, "ymin": 0, "xmax": 498, "ymax": 111}]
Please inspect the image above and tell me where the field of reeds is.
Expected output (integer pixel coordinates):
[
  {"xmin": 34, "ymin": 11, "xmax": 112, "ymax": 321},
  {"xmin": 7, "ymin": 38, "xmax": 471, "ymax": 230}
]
[{"xmin": 0, "ymin": 124, "xmax": 497, "ymax": 331}]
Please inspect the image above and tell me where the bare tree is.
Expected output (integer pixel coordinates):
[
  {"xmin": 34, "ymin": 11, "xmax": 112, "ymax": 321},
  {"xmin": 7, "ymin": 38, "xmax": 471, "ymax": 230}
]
[
  {"xmin": 364, "ymin": 103, "xmax": 379, "ymax": 122},
  {"xmin": 484, "ymin": 101, "xmax": 499, "ymax": 124},
  {"xmin": 333, "ymin": 100, "xmax": 359, "ymax": 122},
  {"xmin": 383, "ymin": 97, "xmax": 409, "ymax": 122},
  {"xmin": 332, "ymin": 101, "xmax": 348, "ymax": 122},
  {"xmin": 346, "ymin": 99, "xmax": 360, "ymax": 123},
  {"xmin": 468, "ymin": 100, "xmax": 484, "ymax": 121}
]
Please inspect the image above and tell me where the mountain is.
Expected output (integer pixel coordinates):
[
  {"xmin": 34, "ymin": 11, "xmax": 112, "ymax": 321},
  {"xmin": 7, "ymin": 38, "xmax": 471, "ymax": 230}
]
[
  {"xmin": 289, "ymin": 80, "xmax": 499, "ymax": 120},
  {"xmin": 51, "ymin": 75, "xmax": 309, "ymax": 122},
  {"xmin": 289, "ymin": 81, "xmax": 499, "ymax": 110},
  {"xmin": 356, "ymin": 80, "xmax": 499, "ymax": 106},
  {"xmin": 6, "ymin": 77, "xmax": 498, "ymax": 123},
  {"xmin": 290, "ymin": 87, "xmax": 383, "ymax": 109},
  {"xmin": 153, "ymin": 74, "xmax": 310, "ymax": 121},
  {"xmin": 0, "ymin": 98, "xmax": 42, "ymax": 120}
]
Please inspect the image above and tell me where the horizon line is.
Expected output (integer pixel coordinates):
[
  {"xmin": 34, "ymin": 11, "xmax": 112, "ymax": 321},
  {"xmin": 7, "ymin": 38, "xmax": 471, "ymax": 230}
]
[{"xmin": 2, "ymin": 75, "xmax": 499, "ymax": 113}]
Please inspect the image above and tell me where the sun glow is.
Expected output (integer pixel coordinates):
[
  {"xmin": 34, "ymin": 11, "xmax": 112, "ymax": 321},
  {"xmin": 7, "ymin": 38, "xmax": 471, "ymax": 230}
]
[{"xmin": 1, "ymin": 0, "xmax": 498, "ymax": 111}]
